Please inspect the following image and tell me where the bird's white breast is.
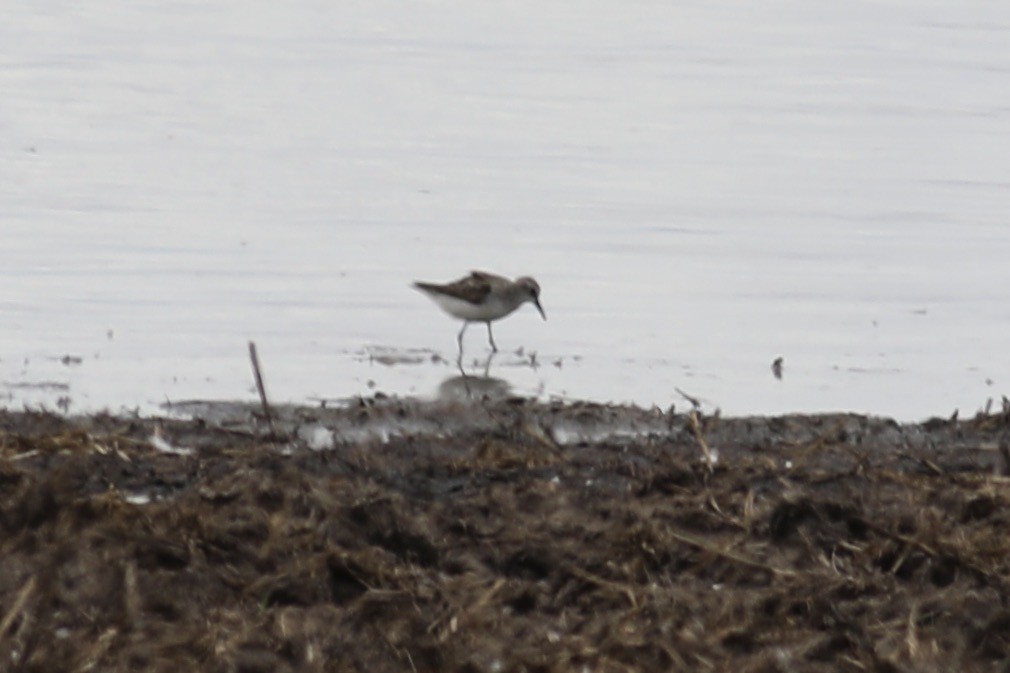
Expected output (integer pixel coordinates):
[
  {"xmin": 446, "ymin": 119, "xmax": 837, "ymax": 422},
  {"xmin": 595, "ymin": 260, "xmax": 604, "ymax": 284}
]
[{"xmin": 428, "ymin": 292, "xmax": 520, "ymax": 322}]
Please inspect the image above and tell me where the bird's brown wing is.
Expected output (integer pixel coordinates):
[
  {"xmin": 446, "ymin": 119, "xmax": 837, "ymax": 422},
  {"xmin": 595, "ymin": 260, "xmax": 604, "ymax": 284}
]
[
  {"xmin": 468, "ymin": 270, "xmax": 509, "ymax": 284},
  {"xmin": 415, "ymin": 271, "xmax": 495, "ymax": 305}
]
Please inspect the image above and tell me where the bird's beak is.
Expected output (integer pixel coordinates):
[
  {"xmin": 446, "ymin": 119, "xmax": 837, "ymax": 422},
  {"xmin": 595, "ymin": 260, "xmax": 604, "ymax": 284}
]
[{"xmin": 533, "ymin": 297, "xmax": 546, "ymax": 320}]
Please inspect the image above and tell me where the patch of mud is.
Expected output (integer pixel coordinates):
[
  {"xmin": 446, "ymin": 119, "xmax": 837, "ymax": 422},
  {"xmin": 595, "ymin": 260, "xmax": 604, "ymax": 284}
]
[
  {"xmin": 2, "ymin": 399, "xmax": 1010, "ymax": 671},
  {"xmin": 360, "ymin": 345, "xmax": 445, "ymax": 367},
  {"xmin": 2, "ymin": 381, "xmax": 71, "ymax": 391},
  {"xmin": 356, "ymin": 344, "xmax": 551, "ymax": 372}
]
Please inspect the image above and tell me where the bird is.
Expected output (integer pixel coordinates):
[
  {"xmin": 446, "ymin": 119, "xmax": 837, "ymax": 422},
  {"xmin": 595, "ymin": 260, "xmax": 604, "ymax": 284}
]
[{"xmin": 413, "ymin": 270, "xmax": 546, "ymax": 361}]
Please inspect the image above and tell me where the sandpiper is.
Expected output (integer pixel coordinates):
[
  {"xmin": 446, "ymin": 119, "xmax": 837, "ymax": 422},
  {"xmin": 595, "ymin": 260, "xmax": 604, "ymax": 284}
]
[{"xmin": 413, "ymin": 270, "xmax": 546, "ymax": 360}]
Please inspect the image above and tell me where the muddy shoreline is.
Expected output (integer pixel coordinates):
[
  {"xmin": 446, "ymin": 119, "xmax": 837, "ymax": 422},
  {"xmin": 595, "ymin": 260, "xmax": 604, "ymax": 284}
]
[{"xmin": 2, "ymin": 397, "xmax": 1010, "ymax": 672}]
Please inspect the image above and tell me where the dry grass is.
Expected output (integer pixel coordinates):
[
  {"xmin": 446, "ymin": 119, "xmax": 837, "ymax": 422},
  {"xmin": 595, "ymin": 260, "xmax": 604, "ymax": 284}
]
[{"xmin": 0, "ymin": 405, "xmax": 1009, "ymax": 672}]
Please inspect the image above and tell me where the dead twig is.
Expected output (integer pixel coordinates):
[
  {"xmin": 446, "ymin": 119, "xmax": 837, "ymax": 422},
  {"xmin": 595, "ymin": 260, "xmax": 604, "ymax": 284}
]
[
  {"xmin": 689, "ymin": 411, "xmax": 715, "ymax": 473},
  {"xmin": 565, "ymin": 564, "xmax": 639, "ymax": 608},
  {"xmin": 667, "ymin": 527, "xmax": 797, "ymax": 578},
  {"xmin": 0, "ymin": 575, "xmax": 35, "ymax": 637},
  {"xmin": 861, "ymin": 518, "xmax": 1008, "ymax": 592},
  {"xmin": 998, "ymin": 436, "xmax": 1010, "ymax": 476},
  {"xmin": 123, "ymin": 561, "xmax": 140, "ymax": 625},
  {"xmin": 905, "ymin": 601, "xmax": 921, "ymax": 662},
  {"xmin": 248, "ymin": 341, "xmax": 278, "ymax": 439},
  {"xmin": 429, "ymin": 578, "xmax": 507, "ymax": 642},
  {"xmin": 675, "ymin": 387, "xmax": 702, "ymax": 410}
]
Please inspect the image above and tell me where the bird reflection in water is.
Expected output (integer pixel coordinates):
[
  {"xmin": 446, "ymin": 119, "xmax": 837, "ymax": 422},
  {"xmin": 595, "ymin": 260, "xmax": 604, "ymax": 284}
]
[{"xmin": 438, "ymin": 352, "xmax": 512, "ymax": 401}]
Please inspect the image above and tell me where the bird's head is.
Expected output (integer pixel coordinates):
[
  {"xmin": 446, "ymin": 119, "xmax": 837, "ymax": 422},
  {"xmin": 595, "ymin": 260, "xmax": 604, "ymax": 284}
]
[{"xmin": 515, "ymin": 277, "xmax": 546, "ymax": 320}]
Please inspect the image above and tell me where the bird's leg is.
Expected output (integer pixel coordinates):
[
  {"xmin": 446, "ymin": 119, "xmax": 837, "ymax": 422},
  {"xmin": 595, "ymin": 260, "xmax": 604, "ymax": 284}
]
[
  {"xmin": 485, "ymin": 322, "xmax": 498, "ymax": 352},
  {"xmin": 456, "ymin": 322, "xmax": 469, "ymax": 364}
]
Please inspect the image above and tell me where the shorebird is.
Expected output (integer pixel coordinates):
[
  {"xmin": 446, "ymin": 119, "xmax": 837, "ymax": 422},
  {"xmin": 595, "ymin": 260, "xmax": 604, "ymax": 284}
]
[{"xmin": 413, "ymin": 270, "xmax": 546, "ymax": 360}]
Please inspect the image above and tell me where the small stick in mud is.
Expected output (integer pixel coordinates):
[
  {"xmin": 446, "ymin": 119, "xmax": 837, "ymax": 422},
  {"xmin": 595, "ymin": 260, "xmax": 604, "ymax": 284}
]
[
  {"xmin": 666, "ymin": 527, "xmax": 796, "ymax": 577},
  {"xmin": 999, "ymin": 436, "xmax": 1010, "ymax": 476},
  {"xmin": 675, "ymin": 387, "xmax": 702, "ymax": 410},
  {"xmin": 0, "ymin": 575, "xmax": 35, "ymax": 637},
  {"xmin": 689, "ymin": 410, "xmax": 716, "ymax": 472},
  {"xmin": 248, "ymin": 341, "xmax": 277, "ymax": 439}
]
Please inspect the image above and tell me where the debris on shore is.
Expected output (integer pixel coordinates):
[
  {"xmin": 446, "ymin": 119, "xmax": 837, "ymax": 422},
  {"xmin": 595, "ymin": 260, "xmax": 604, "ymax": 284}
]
[{"xmin": 2, "ymin": 398, "xmax": 1009, "ymax": 672}]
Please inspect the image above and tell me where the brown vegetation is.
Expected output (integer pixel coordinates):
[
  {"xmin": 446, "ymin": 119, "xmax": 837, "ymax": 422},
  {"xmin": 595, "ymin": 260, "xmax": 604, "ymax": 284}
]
[{"xmin": 1, "ymin": 400, "xmax": 1010, "ymax": 672}]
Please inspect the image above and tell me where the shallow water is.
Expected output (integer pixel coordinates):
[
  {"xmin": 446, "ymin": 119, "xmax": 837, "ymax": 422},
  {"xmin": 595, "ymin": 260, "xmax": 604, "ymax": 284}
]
[{"xmin": 2, "ymin": 0, "xmax": 1010, "ymax": 419}]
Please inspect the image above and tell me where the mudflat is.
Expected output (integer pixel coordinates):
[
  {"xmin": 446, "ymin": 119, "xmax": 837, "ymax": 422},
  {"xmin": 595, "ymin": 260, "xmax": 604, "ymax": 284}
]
[{"xmin": 2, "ymin": 398, "xmax": 1009, "ymax": 672}]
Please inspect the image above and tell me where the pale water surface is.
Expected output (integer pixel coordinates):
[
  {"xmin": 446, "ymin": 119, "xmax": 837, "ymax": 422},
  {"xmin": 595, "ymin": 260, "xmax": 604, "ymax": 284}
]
[{"xmin": 2, "ymin": 0, "xmax": 1010, "ymax": 419}]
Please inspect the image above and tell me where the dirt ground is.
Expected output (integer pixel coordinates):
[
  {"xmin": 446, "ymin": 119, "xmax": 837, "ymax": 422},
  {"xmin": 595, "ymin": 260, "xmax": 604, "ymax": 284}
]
[{"xmin": 2, "ymin": 397, "xmax": 1010, "ymax": 672}]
